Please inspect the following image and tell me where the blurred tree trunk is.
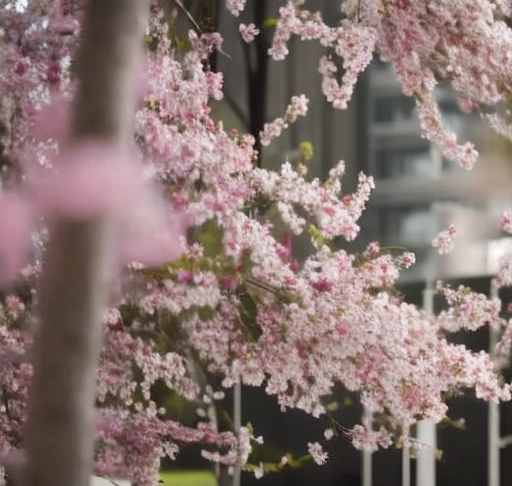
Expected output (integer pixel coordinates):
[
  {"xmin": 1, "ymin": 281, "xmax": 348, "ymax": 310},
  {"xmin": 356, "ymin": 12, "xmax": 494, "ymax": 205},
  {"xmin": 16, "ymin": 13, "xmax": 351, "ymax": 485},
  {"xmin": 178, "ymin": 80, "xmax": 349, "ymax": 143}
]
[{"xmin": 21, "ymin": 2, "xmax": 149, "ymax": 486}]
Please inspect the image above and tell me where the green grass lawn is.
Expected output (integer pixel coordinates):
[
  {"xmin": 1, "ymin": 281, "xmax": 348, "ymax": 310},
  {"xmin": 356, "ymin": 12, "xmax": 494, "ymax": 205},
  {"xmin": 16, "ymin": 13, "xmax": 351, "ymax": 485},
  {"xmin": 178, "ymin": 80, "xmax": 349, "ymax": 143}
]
[{"xmin": 159, "ymin": 470, "xmax": 216, "ymax": 486}]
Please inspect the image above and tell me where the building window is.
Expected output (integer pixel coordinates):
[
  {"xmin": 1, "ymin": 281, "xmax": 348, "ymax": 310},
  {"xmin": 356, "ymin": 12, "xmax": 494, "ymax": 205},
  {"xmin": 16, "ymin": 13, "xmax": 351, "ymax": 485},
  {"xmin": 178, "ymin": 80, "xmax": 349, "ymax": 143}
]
[
  {"xmin": 373, "ymin": 96, "xmax": 416, "ymax": 123},
  {"xmin": 374, "ymin": 148, "xmax": 433, "ymax": 179},
  {"xmin": 378, "ymin": 206, "xmax": 436, "ymax": 245}
]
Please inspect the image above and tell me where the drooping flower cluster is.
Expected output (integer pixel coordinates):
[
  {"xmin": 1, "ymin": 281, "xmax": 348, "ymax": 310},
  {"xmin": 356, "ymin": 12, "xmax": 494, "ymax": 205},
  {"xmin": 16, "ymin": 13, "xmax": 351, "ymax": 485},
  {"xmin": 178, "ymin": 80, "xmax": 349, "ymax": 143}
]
[
  {"xmin": 259, "ymin": 95, "xmax": 309, "ymax": 147},
  {"xmin": 256, "ymin": 0, "xmax": 512, "ymax": 169},
  {"xmin": 431, "ymin": 224, "xmax": 458, "ymax": 255},
  {"xmin": 0, "ymin": 296, "xmax": 32, "ymax": 462},
  {"xmin": 1, "ymin": 1, "xmax": 512, "ymax": 485},
  {"xmin": 0, "ymin": 0, "xmax": 79, "ymax": 170},
  {"xmin": 436, "ymin": 282, "xmax": 502, "ymax": 332}
]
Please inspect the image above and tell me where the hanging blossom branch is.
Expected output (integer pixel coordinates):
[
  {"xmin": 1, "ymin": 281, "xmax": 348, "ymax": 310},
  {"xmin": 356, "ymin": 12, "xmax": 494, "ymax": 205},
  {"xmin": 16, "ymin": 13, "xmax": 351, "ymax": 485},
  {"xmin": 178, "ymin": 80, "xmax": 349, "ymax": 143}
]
[
  {"xmin": 228, "ymin": 0, "xmax": 512, "ymax": 170},
  {"xmin": 259, "ymin": 94, "xmax": 309, "ymax": 147}
]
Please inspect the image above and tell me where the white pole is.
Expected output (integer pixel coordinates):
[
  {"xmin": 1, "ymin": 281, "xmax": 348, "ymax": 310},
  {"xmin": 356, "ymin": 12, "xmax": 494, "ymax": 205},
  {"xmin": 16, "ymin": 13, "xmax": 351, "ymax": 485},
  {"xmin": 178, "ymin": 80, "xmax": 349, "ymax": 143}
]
[
  {"xmin": 416, "ymin": 421, "xmax": 436, "ymax": 486},
  {"xmin": 232, "ymin": 382, "xmax": 242, "ymax": 486},
  {"xmin": 488, "ymin": 281, "xmax": 500, "ymax": 486},
  {"xmin": 402, "ymin": 439, "xmax": 410, "ymax": 486},
  {"xmin": 362, "ymin": 407, "xmax": 372, "ymax": 486},
  {"xmin": 489, "ymin": 400, "xmax": 500, "ymax": 486},
  {"xmin": 416, "ymin": 283, "xmax": 437, "ymax": 486},
  {"xmin": 362, "ymin": 449, "xmax": 372, "ymax": 486}
]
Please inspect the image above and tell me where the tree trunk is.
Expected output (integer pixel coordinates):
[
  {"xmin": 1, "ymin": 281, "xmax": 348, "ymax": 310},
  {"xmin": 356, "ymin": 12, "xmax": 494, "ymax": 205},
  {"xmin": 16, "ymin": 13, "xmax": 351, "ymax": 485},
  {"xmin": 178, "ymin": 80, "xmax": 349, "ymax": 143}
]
[{"xmin": 21, "ymin": 2, "xmax": 149, "ymax": 486}]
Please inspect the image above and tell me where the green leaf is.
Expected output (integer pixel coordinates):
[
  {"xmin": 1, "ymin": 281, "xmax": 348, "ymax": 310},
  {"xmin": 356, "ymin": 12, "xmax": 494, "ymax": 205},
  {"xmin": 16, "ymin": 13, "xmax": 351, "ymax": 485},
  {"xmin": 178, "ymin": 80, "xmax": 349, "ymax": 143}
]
[
  {"xmin": 173, "ymin": 35, "xmax": 190, "ymax": 51},
  {"xmin": 299, "ymin": 141, "xmax": 314, "ymax": 163},
  {"xmin": 308, "ymin": 223, "xmax": 325, "ymax": 247},
  {"xmin": 188, "ymin": 220, "xmax": 224, "ymax": 257},
  {"xmin": 262, "ymin": 17, "xmax": 278, "ymax": 28},
  {"xmin": 246, "ymin": 443, "xmax": 311, "ymax": 470},
  {"xmin": 326, "ymin": 401, "xmax": 339, "ymax": 412},
  {"xmin": 197, "ymin": 306, "xmax": 216, "ymax": 321}
]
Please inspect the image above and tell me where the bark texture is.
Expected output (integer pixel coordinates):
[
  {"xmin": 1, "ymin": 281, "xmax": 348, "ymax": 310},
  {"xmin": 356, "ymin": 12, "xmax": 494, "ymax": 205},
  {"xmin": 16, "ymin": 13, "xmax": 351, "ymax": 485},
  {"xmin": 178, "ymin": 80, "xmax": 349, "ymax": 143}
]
[{"xmin": 22, "ymin": 2, "xmax": 149, "ymax": 486}]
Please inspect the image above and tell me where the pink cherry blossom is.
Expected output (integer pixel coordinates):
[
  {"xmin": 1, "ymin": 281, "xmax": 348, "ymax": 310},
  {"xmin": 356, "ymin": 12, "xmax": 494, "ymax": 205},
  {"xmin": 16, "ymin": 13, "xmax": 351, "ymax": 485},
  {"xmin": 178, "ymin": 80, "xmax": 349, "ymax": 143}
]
[
  {"xmin": 432, "ymin": 224, "xmax": 458, "ymax": 255},
  {"xmin": 260, "ymin": 95, "xmax": 309, "ymax": 146},
  {"xmin": 239, "ymin": 23, "xmax": 260, "ymax": 43},
  {"xmin": 308, "ymin": 442, "xmax": 328, "ymax": 465},
  {"xmin": 226, "ymin": 0, "xmax": 247, "ymax": 17}
]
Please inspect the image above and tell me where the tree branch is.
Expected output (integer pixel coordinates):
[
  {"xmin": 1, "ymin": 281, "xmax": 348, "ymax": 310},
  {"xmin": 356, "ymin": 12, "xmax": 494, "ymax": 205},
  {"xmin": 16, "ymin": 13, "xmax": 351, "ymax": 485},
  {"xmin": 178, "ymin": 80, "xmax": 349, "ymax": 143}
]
[{"xmin": 21, "ymin": 2, "xmax": 149, "ymax": 486}]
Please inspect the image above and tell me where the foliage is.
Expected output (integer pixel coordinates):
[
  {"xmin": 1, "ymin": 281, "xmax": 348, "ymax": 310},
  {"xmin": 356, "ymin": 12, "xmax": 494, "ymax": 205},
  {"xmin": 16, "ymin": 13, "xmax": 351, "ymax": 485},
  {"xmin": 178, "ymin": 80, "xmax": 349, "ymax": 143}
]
[
  {"xmin": 1, "ymin": 1, "xmax": 512, "ymax": 485},
  {"xmin": 159, "ymin": 470, "xmax": 216, "ymax": 486}
]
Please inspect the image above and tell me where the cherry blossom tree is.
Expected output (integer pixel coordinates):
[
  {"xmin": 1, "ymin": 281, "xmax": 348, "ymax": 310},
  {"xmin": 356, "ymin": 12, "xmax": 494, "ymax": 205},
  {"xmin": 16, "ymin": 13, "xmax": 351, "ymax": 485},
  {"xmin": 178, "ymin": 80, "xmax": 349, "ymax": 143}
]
[{"xmin": 1, "ymin": 1, "xmax": 512, "ymax": 486}]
